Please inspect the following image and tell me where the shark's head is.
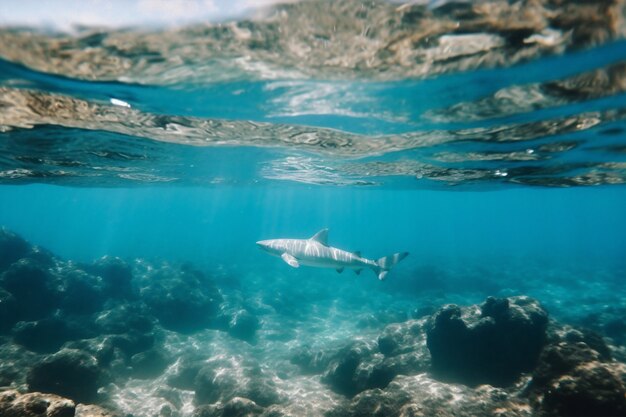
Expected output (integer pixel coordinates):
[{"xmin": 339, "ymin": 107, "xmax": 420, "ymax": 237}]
[{"xmin": 256, "ymin": 239, "xmax": 285, "ymax": 256}]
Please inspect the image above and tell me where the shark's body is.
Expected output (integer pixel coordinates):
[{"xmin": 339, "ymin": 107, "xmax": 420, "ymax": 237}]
[{"xmin": 256, "ymin": 229, "xmax": 408, "ymax": 280}]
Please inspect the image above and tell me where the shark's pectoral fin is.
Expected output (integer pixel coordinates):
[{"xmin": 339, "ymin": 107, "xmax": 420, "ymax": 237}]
[
  {"xmin": 336, "ymin": 267, "xmax": 344, "ymax": 273},
  {"xmin": 281, "ymin": 253, "xmax": 300, "ymax": 268},
  {"xmin": 354, "ymin": 269, "xmax": 362, "ymax": 275}
]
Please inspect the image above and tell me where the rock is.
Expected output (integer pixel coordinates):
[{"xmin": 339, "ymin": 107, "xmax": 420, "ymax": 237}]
[
  {"xmin": 320, "ymin": 318, "xmax": 431, "ymax": 398},
  {"xmin": 75, "ymin": 404, "xmax": 123, "ymax": 417},
  {"xmin": 60, "ymin": 269, "xmax": 106, "ymax": 314},
  {"xmin": 0, "ymin": 258, "xmax": 61, "ymax": 320},
  {"xmin": 140, "ymin": 264, "xmax": 222, "ymax": 333},
  {"xmin": 321, "ymin": 341, "xmax": 397, "ymax": 397},
  {"xmin": 290, "ymin": 347, "xmax": 338, "ymax": 375},
  {"xmin": 166, "ymin": 356, "xmax": 205, "ymax": 390},
  {"xmin": 131, "ymin": 347, "xmax": 171, "ymax": 379},
  {"xmin": 22, "ymin": 246, "xmax": 57, "ymax": 268},
  {"xmin": 0, "ymin": 229, "xmax": 30, "ymax": 271},
  {"xmin": 94, "ymin": 303, "xmax": 155, "ymax": 334},
  {"xmin": 0, "ymin": 288, "xmax": 18, "ymax": 333},
  {"xmin": 27, "ymin": 348, "xmax": 103, "ymax": 403},
  {"xmin": 227, "ymin": 309, "xmax": 260, "ymax": 343},
  {"xmin": 426, "ymin": 296, "xmax": 548, "ymax": 386},
  {"xmin": 13, "ymin": 317, "xmax": 93, "ymax": 353},
  {"xmin": 529, "ymin": 337, "xmax": 626, "ymax": 417},
  {"xmin": 0, "ymin": 389, "xmax": 75, "ymax": 417},
  {"xmin": 327, "ymin": 373, "xmax": 532, "ymax": 417},
  {"xmin": 88, "ymin": 256, "xmax": 134, "ymax": 299},
  {"xmin": 541, "ymin": 362, "xmax": 626, "ymax": 417},
  {"xmin": 0, "ymin": 341, "xmax": 40, "ymax": 386},
  {"xmin": 194, "ymin": 357, "xmax": 282, "ymax": 407},
  {"xmin": 193, "ymin": 397, "xmax": 264, "ymax": 417},
  {"xmin": 378, "ymin": 320, "xmax": 424, "ymax": 357}
]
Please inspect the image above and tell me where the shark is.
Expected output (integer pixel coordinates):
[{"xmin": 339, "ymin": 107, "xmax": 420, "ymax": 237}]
[{"xmin": 256, "ymin": 228, "xmax": 408, "ymax": 280}]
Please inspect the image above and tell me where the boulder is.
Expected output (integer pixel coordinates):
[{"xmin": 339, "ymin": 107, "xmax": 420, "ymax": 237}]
[
  {"xmin": 194, "ymin": 357, "xmax": 282, "ymax": 407},
  {"xmin": 60, "ymin": 269, "xmax": 106, "ymax": 314},
  {"xmin": 88, "ymin": 256, "xmax": 134, "ymax": 299},
  {"xmin": 94, "ymin": 303, "xmax": 155, "ymax": 334},
  {"xmin": 166, "ymin": 356, "xmax": 205, "ymax": 390},
  {"xmin": 541, "ymin": 361, "xmax": 626, "ymax": 417},
  {"xmin": 27, "ymin": 348, "xmax": 103, "ymax": 403},
  {"xmin": 0, "ymin": 288, "xmax": 18, "ymax": 333},
  {"xmin": 193, "ymin": 397, "xmax": 264, "ymax": 417},
  {"xmin": 130, "ymin": 347, "xmax": 172, "ymax": 379},
  {"xmin": 140, "ymin": 264, "xmax": 222, "ymax": 333},
  {"xmin": 0, "ymin": 390, "xmax": 75, "ymax": 417},
  {"xmin": 321, "ymin": 341, "xmax": 396, "ymax": 397},
  {"xmin": 327, "ymin": 373, "xmax": 531, "ymax": 417},
  {"xmin": 426, "ymin": 296, "xmax": 548, "ymax": 386},
  {"xmin": 0, "ymin": 341, "xmax": 40, "ymax": 386},
  {"xmin": 529, "ymin": 335, "xmax": 626, "ymax": 417},
  {"xmin": 13, "ymin": 317, "xmax": 93, "ymax": 353},
  {"xmin": 75, "ymin": 404, "xmax": 123, "ymax": 417},
  {"xmin": 0, "ymin": 229, "xmax": 30, "ymax": 271},
  {"xmin": 0, "ymin": 259, "xmax": 61, "ymax": 320},
  {"xmin": 320, "ymin": 321, "xmax": 430, "ymax": 397},
  {"xmin": 227, "ymin": 309, "xmax": 260, "ymax": 343}
]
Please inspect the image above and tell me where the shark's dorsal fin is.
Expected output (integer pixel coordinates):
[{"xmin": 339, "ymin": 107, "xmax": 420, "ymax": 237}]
[
  {"xmin": 354, "ymin": 251, "xmax": 361, "ymax": 257},
  {"xmin": 310, "ymin": 228, "xmax": 329, "ymax": 245}
]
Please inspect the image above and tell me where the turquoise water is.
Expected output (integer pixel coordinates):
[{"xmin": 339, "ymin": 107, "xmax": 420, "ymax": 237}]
[{"xmin": 1, "ymin": 1, "xmax": 626, "ymax": 416}]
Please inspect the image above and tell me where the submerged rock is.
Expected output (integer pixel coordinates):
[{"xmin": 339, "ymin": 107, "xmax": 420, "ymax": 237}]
[
  {"xmin": 140, "ymin": 264, "xmax": 223, "ymax": 333},
  {"xmin": 130, "ymin": 347, "xmax": 172, "ymax": 379},
  {"xmin": 0, "ymin": 389, "xmax": 75, "ymax": 417},
  {"xmin": 0, "ymin": 229, "xmax": 30, "ymax": 271},
  {"xmin": 226, "ymin": 309, "xmax": 261, "ymax": 343},
  {"xmin": 426, "ymin": 296, "xmax": 548, "ymax": 386},
  {"xmin": 27, "ymin": 348, "xmax": 103, "ymax": 403},
  {"xmin": 327, "ymin": 373, "xmax": 532, "ymax": 417},
  {"xmin": 528, "ymin": 333, "xmax": 626, "ymax": 417},
  {"xmin": 94, "ymin": 302, "xmax": 155, "ymax": 335},
  {"xmin": 194, "ymin": 357, "xmax": 282, "ymax": 407},
  {"xmin": 321, "ymin": 341, "xmax": 401, "ymax": 397},
  {"xmin": 193, "ymin": 397, "xmax": 264, "ymax": 417},
  {"xmin": 13, "ymin": 317, "xmax": 94, "ymax": 353},
  {"xmin": 0, "ymin": 258, "xmax": 61, "ymax": 320},
  {"xmin": 89, "ymin": 256, "xmax": 134, "ymax": 299},
  {"xmin": 59, "ymin": 269, "xmax": 106, "ymax": 314},
  {"xmin": 0, "ymin": 341, "xmax": 40, "ymax": 386},
  {"xmin": 0, "ymin": 288, "xmax": 18, "ymax": 333},
  {"xmin": 75, "ymin": 404, "xmax": 123, "ymax": 417}
]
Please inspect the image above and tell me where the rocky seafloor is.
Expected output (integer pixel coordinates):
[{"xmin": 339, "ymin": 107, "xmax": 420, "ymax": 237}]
[{"xmin": 1, "ymin": 228, "xmax": 625, "ymax": 417}]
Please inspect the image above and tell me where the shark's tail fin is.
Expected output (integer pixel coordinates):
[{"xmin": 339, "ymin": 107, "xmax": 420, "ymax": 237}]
[{"xmin": 374, "ymin": 252, "xmax": 409, "ymax": 280}]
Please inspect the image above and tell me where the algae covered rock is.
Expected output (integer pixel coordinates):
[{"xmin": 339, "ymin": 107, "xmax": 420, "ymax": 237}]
[
  {"xmin": 27, "ymin": 348, "xmax": 103, "ymax": 403},
  {"xmin": 0, "ymin": 258, "xmax": 61, "ymax": 320},
  {"xmin": 140, "ymin": 263, "xmax": 223, "ymax": 333},
  {"xmin": 0, "ymin": 229, "xmax": 30, "ymax": 271},
  {"xmin": 194, "ymin": 356, "xmax": 282, "ymax": 407},
  {"xmin": 193, "ymin": 397, "xmax": 264, "ymax": 417},
  {"xmin": 0, "ymin": 288, "xmax": 18, "ymax": 333},
  {"xmin": 426, "ymin": 295, "xmax": 548, "ymax": 386},
  {"xmin": 0, "ymin": 389, "xmax": 75, "ymax": 417},
  {"xmin": 529, "ymin": 333, "xmax": 626, "ymax": 417}
]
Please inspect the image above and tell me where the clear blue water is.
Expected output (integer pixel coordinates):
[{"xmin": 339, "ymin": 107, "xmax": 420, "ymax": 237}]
[{"xmin": 1, "ymin": 2, "xmax": 626, "ymax": 416}]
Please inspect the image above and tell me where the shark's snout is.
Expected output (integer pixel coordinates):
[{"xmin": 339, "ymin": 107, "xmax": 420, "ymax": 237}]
[{"xmin": 256, "ymin": 240, "xmax": 270, "ymax": 251}]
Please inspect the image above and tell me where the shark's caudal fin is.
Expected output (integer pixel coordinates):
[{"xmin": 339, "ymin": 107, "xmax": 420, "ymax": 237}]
[{"xmin": 374, "ymin": 252, "xmax": 409, "ymax": 280}]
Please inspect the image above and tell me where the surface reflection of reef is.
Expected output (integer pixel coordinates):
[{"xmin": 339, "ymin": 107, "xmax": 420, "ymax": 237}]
[
  {"xmin": 1, "ymin": 86, "xmax": 625, "ymax": 187},
  {"xmin": 0, "ymin": 0, "xmax": 624, "ymax": 84},
  {"xmin": 0, "ymin": 0, "xmax": 625, "ymax": 189}
]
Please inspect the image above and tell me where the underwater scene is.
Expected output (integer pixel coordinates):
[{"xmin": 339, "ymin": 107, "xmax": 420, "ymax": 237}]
[{"xmin": 1, "ymin": 1, "xmax": 626, "ymax": 416}]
